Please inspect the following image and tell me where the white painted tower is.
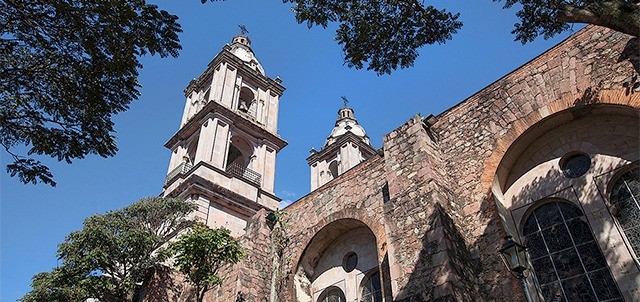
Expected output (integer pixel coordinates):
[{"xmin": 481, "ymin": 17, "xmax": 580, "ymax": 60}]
[
  {"xmin": 162, "ymin": 34, "xmax": 287, "ymax": 236},
  {"xmin": 307, "ymin": 102, "xmax": 377, "ymax": 191}
]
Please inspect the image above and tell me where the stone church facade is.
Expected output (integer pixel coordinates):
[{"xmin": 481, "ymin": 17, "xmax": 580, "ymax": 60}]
[{"xmin": 155, "ymin": 25, "xmax": 640, "ymax": 302}]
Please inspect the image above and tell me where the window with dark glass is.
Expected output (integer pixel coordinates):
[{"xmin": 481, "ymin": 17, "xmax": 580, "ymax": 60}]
[
  {"xmin": 523, "ymin": 201, "xmax": 622, "ymax": 301},
  {"xmin": 561, "ymin": 153, "xmax": 591, "ymax": 178},
  {"xmin": 318, "ymin": 287, "xmax": 345, "ymax": 302},
  {"xmin": 342, "ymin": 252, "xmax": 357, "ymax": 273},
  {"xmin": 609, "ymin": 167, "xmax": 640, "ymax": 262},
  {"xmin": 361, "ymin": 270, "xmax": 382, "ymax": 302}
]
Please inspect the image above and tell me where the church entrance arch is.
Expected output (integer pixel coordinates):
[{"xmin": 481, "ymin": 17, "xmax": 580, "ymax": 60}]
[
  {"xmin": 295, "ymin": 219, "xmax": 381, "ymax": 302},
  {"xmin": 490, "ymin": 104, "xmax": 640, "ymax": 300}
]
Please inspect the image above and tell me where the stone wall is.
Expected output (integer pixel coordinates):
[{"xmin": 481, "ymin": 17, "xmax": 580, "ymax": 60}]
[
  {"xmin": 430, "ymin": 25, "xmax": 638, "ymax": 299},
  {"xmin": 147, "ymin": 25, "xmax": 639, "ymax": 302},
  {"xmin": 208, "ymin": 209, "xmax": 274, "ymax": 302},
  {"xmin": 279, "ymin": 25, "xmax": 639, "ymax": 302},
  {"xmin": 281, "ymin": 154, "xmax": 389, "ymax": 301},
  {"xmin": 280, "ymin": 115, "xmax": 487, "ymax": 301}
]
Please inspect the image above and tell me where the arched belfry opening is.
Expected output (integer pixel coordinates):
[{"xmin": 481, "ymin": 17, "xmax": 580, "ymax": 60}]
[
  {"xmin": 226, "ymin": 135, "xmax": 253, "ymax": 170},
  {"xmin": 328, "ymin": 161, "xmax": 339, "ymax": 180},
  {"xmin": 295, "ymin": 219, "xmax": 382, "ymax": 302},
  {"xmin": 491, "ymin": 104, "xmax": 639, "ymax": 301},
  {"xmin": 185, "ymin": 135, "xmax": 199, "ymax": 164},
  {"xmin": 162, "ymin": 32, "xmax": 286, "ymax": 237},
  {"xmin": 238, "ymin": 87, "xmax": 254, "ymax": 114}
]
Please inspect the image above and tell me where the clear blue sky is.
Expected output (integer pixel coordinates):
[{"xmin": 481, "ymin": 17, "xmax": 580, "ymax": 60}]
[{"xmin": 1, "ymin": 1, "xmax": 577, "ymax": 300}]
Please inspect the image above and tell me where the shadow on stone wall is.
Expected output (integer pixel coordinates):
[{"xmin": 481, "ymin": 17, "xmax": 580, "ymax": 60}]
[
  {"xmin": 618, "ymin": 37, "xmax": 640, "ymax": 74},
  {"xmin": 396, "ymin": 198, "xmax": 504, "ymax": 302}
]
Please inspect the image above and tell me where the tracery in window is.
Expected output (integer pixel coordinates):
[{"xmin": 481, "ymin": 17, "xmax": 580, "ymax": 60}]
[
  {"xmin": 523, "ymin": 201, "xmax": 622, "ymax": 301},
  {"xmin": 317, "ymin": 287, "xmax": 345, "ymax": 302},
  {"xmin": 361, "ymin": 270, "xmax": 382, "ymax": 302},
  {"xmin": 609, "ymin": 167, "xmax": 640, "ymax": 261}
]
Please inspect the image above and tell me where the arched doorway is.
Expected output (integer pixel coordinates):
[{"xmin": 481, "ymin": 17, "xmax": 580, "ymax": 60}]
[{"xmin": 295, "ymin": 219, "xmax": 381, "ymax": 302}]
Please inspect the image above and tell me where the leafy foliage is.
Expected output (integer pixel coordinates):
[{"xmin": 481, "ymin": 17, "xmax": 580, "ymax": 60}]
[
  {"xmin": 20, "ymin": 268, "xmax": 90, "ymax": 302},
  {"xmin": 1, "ymin": 0, "xmax": 182, "ymax": 186},
  {"xmin": 170, "ymin": 222, "xmax": 244, "ymax": 302},
  {"xmin": 281, "ymin": 0, "xmax": 638, "ymax": 73},
  {"xmin": 21, "ymin": 197, "xmax": 196, "ymax": 302},
  {"xmin": 284, "ymin": 0, "xmax": 462, "ymax": 75},
  {"xmin": 496, "ymin": 0, "xmax": 640, "ymax": 43}
]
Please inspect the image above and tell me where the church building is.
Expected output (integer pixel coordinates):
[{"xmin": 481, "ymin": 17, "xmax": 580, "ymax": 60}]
[{"xmin": 156, "ymin": 25, "xmax": 640, "ymax": 302}]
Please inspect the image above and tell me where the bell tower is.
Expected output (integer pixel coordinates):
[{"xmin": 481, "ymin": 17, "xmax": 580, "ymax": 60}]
[
  {"xmin": 162, "ymin": 33, "xmax": 287, "ymax": 236},
  {"xmin": 307, "ymin": 100, "xmax": 377, "ymax": 191}
]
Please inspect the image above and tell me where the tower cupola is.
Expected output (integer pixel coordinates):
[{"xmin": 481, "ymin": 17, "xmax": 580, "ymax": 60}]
[
  {"xmin": 308, "ymin": 98, "xmax": 377, "ymax": 191},
  {"xmin": 162, "ymin": 32, "xmax": 287, "ymax": 236},
  {"xmin": 324, "ymin": 106, "xmax": 371, "ymax": 148},
  {"xmin": 228, "ymin": 34, "xmax": 265, "ymax": 75}
]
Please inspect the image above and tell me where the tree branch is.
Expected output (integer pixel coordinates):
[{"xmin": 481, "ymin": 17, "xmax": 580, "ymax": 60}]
[{"xmin": 558, "ymin": 1, "xmax": 640, "ymax": 37}]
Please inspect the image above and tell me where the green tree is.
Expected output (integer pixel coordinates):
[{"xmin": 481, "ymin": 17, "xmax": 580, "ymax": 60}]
[
  {"xmin": 169, "ymin": 222, "xmax": 245, "ymax": 302},
  {"xmin": 496, "ymin": 0, "xmax": 640, "ymax": 43},
  {"xmin": 283, "ymin": 0, "xmax": 463, "ymax": 75},
  {"xmin": 21, "ymin": 197, "xmax": 196, "ymax": 302},
  {"xmin": 1, "ymin": 0, "xmax": 182, "ymax": 186},
  {"xmin": 20, "ymin": 268, "xmax": 89, "ymax": 302},
  {"xmin": 282, "ymin": 0, "xmax": 639, "ymax": 75}
]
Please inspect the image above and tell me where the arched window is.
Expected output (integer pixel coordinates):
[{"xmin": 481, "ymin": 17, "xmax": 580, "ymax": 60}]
[
  {"xmin": 317, "ymin": 287, "xmax": 345, "ymax": 302},
  {"xmin": 523, "ymin": 201, "xmax": 621, "ymax": 301},
  {"xmin": 361, "ymin": 270, "xmax": 382, "ymax": 302},
  {"xmin": 609, "ymin": 167, "xmax": 640, "ymax": 262}
]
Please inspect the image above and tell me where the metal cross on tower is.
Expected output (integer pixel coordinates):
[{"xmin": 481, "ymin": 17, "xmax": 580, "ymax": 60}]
[
  {"xmin": 238, "ymin": 25, "xmax": 249, "ymax": 35},
  {"xmin": 341, "ymin": 96, "xmax": 349, "ymax": 108}
]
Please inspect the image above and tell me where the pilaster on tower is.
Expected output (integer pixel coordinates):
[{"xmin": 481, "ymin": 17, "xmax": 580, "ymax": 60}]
[
  {"xmin": 307, "ymin": 102, "xmax": 377, "ymax": 191},
  {"xmin": 162, "ymin": 33, "xmax": 287, "ymax": 236}
]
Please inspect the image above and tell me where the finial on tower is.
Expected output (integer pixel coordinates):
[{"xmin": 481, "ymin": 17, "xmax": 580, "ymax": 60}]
[
  {"xmin": 238, "ymin": 25, "xmax": 249, "ymax": 35},
  {"xmin": 341, "ymin": 96, "xmax": 349, "ymax": 108}
]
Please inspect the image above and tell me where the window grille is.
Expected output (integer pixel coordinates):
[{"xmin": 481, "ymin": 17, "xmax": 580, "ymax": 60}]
[
  {"xmin": 609, "ymin": 167, "xmax": 640, "ymax": 262},
  {"xmin": 318, "ymin": 287, "xmax": 345, "ymax": 302},
  {"xmin": 361, "ymin": 271, "xmax": 382, "ymax": 302},
  {"xmin": 523, "ymin": 201, "xmax": 622, "ymax": 301}
]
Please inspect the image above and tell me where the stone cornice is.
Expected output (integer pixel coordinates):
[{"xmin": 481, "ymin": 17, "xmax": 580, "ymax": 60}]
[
  {"xmin": 164, "ymin": 100, "xmax": 288, "ymax": 150},
  {"xmin": 306, "ymin": 132, "xmax": 377, "ymax": 164},
  {"xmin": 184, "ymin": 48, "xmax": 285, "ymax": 96},
  {"xmin": 167, "ymin": 173, "xmax": 274, "ymax": 217}
]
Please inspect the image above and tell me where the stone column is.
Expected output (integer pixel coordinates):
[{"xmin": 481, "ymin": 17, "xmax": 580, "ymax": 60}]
[
  {"xmin": 195, "ymin": 117, "xmax": 217, "ymax": 164},
  {"xmin": 262, "ymin": 144, "xmax": 277, "ymax": 192},
  {"xmin": 210, "ymin": 118, "xmax": 230, "ymax": 169}
]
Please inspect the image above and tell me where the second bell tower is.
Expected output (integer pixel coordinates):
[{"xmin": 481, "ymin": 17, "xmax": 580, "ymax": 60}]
[{"xmin": 162, "ymin": 34, "xmax": 287, "ymax": 236}]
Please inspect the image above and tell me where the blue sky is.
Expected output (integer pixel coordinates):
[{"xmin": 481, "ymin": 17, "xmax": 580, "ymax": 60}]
[{"xmin": 0, "ymin": 1, "xmax": 578, "ymax": 300}]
